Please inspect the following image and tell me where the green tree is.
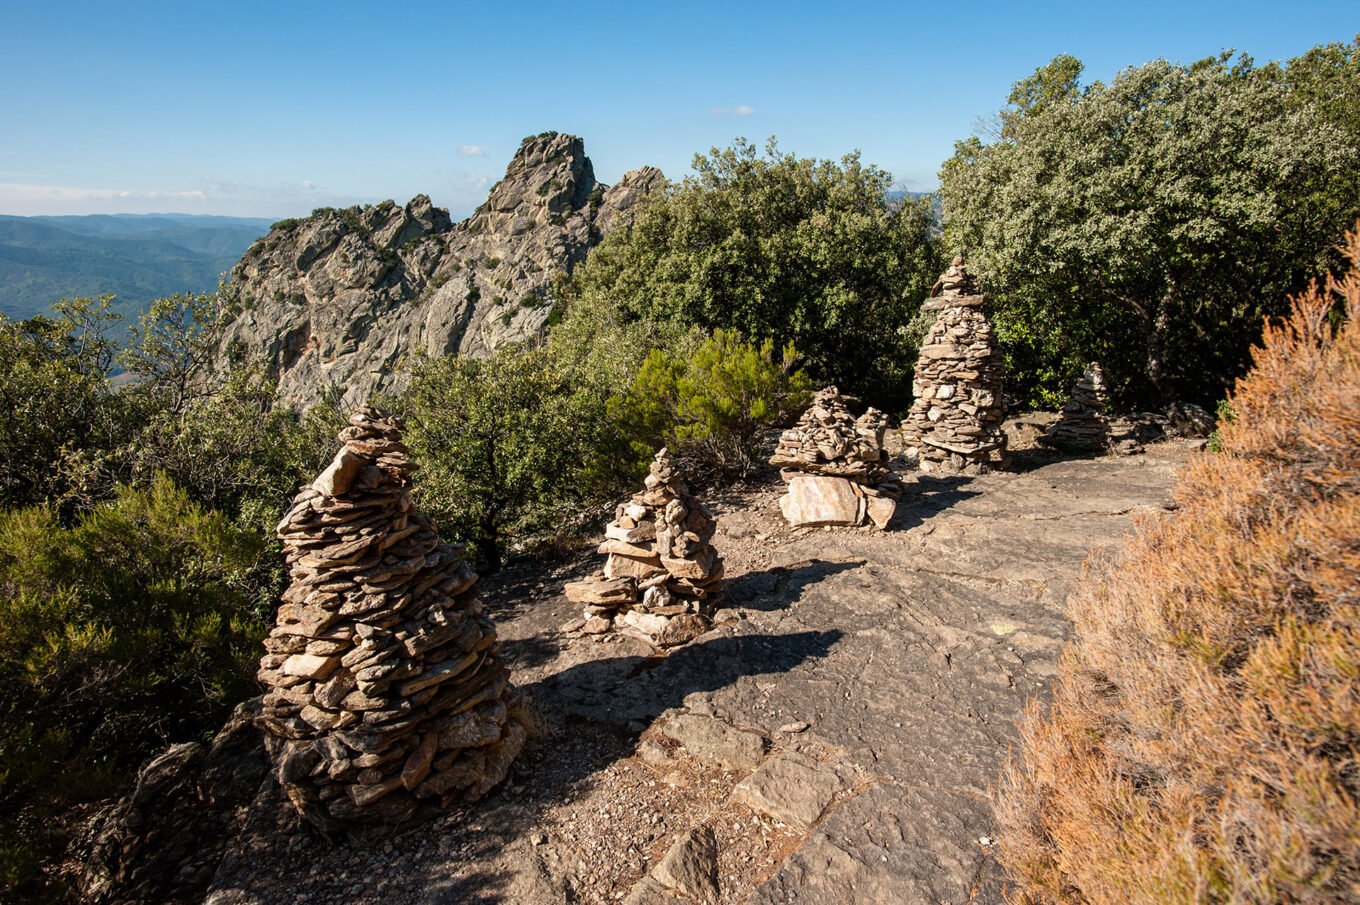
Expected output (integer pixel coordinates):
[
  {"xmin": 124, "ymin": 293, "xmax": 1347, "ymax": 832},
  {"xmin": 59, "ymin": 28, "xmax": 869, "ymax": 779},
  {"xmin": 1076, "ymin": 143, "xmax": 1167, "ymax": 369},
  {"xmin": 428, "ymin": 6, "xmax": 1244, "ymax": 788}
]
[
  {"xmin": 126, "ymin": 366, "xmax": 342, "ymax": 533},
  {"xmin": 558, "ymin": 137, "xmax": 941, "ymax": 408},
  {"xmin": 0, "ymin": 476, "xmax": 268, "ymax": 898},
  {"xmin": 397, "ymin": 345, "xmax": 620, "ymax": 571},
  {"xmin": 118, "ymin": 291, "xmax": 229, "ymax": 420},
  {"xmin": 0, "ymin": 297, "xmax": 129, "ymax": 509},
  {"xmin": 611, "ymin": 329, "xmax": 813, "ymax": 477},
  {"xmin": 941, "ymin": 49, "xmax": 1360, "ymax": 406}
]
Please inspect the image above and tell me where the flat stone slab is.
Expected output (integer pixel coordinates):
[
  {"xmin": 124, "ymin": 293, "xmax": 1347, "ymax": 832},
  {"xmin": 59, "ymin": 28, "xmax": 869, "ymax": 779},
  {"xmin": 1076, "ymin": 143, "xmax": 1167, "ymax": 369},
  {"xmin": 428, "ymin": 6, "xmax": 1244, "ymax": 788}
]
[
  {"xmin": 661, "ymin": 713, "xmax": 765, "ymax": 772},
  {"xmin": 730, "ymin": 751, "xmax": 845, "ymax": 831},
  {"xmin": 778, "ymin": 475, "xmax": 863, "ymax": 527}
]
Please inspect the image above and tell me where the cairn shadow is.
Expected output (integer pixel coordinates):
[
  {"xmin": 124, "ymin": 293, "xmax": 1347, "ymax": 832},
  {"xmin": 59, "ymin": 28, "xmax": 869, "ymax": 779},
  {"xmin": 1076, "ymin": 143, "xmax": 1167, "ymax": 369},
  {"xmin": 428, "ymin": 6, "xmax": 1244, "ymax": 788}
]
[
  {"xmin": 415, "ymin": 628, "xmax": 843, "ymax": 903},
  {"xmin": 1003, "ymin": 444, "xmax": 1107, "ymax": 474},
  {"xmin": 889, "ymin": 474, "xmax": 979, "ymax": 531},
  {"xmin": 526, "ymin": 628, "xmax": 843, "ymax": 736},
  {"xmin": 725, "ymin": 558, "xmax": 865, "ymax": 612}
]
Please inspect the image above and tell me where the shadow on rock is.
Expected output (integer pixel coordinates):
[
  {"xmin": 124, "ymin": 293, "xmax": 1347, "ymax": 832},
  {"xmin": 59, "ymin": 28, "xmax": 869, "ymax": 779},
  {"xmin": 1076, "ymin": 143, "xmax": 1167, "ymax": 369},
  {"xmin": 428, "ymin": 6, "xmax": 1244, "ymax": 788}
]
[
  {"xmin": 528, "ymin": 629, "xmax": 843, "ymax": 732},
  {"xmin": 890, "ymin": 474, "xmax": 979, "ymax": 530},
  {"xmin": 726, "ymin": 558, "xmax": 864, "ymax": 612}
]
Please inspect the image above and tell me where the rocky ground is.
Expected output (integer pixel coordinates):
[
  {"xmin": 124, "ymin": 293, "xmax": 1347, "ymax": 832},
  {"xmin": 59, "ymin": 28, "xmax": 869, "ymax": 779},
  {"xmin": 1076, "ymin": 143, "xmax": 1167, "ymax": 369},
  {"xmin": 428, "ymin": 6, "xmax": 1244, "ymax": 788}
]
[{"xmin": 202, "ymin": 421, "xmax": 1190, "ymax": 905}]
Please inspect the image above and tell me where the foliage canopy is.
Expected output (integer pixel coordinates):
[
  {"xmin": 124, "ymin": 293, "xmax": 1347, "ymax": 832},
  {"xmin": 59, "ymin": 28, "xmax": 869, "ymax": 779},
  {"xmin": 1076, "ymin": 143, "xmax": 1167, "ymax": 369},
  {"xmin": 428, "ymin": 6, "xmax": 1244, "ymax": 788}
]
[
  {"xmin": 941, "ymin": 42, "xmax": 1360, "ymax": 406},
  {"xmin": 559, "ymin": 137, "xmax": 941, "ymax": 408}
]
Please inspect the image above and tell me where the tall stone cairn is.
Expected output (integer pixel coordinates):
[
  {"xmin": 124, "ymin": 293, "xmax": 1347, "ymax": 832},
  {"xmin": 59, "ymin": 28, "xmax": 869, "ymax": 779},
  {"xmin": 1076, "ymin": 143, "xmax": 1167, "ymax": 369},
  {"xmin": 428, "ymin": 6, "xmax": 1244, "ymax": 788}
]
[
  {"xmin": 769, "ymin": 386, "xmax": 904, "ymax": 528},
  {"xmin": 1042, "ymin": 362, "xmax": 1111, "ymax": 452},
  {"xmin": 564, "ymin": 449, "xmax": 722, "ymax": 648},
  {"xmin": 901, "ymin": 256, "xmax": 1006, "ymax": 473},
  {"xmin": 256, "ymin": 407, "xmax": 525, "ymax": 833}
]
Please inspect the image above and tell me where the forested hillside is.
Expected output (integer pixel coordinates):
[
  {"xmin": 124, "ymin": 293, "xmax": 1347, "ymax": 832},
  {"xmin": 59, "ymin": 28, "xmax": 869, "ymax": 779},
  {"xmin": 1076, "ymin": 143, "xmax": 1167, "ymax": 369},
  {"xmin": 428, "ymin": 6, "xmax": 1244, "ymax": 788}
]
[{"xmin": 0, "ymin": 214, "xmax": 271, "ymax": 327}]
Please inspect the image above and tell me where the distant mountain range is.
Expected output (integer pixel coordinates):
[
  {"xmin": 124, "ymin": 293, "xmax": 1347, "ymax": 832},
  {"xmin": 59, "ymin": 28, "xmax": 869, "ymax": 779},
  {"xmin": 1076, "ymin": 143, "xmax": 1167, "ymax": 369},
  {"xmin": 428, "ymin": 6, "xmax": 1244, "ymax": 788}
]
[{"xmin": 0, "ymin": 213, "xmax": 274, "ymax": 329}]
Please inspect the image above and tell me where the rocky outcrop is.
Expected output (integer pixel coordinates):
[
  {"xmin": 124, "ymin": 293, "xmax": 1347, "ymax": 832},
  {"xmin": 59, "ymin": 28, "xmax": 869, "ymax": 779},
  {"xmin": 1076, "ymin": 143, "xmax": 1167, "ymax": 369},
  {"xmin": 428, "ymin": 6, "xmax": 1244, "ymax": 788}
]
[
  {"xmin": 257, "ymin": 407, "xmax": 525, "ymax": 832},
  {"xmin": 72, "ymin": 700, "xmax": 269, "ymax": 905},
  {"xmin": 219, "ymin": 133, "xmax": 663, "ymax": 409}
]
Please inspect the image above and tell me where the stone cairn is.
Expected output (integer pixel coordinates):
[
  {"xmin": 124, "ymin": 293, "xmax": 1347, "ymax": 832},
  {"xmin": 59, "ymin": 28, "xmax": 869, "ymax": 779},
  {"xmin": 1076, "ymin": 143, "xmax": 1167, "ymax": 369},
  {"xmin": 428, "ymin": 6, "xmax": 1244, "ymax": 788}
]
[
  {"xmin": 256, "ymin": 407, "xmax": 525, "ymax": 833},
  {"xmin": 769, "ymin": 386, "xmax": 904, "ymax": 528},
  {"xmin": 1042, "ymin": 362, "xmax": 1111, "ymax": 452},
  {"xmin": 901, "ymin": 256, "xmax": 1007, "ymax": 473},
  {"xmin": 564, "ymin": 448, "xmax": 722, "ymax": 648}
]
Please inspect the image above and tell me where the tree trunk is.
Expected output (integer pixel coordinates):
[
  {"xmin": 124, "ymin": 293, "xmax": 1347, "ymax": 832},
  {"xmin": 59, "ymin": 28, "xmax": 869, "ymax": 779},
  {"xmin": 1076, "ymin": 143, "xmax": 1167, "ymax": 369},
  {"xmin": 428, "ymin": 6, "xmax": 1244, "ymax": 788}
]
[{"xmin": 1146, "ymin": 281, "xmax": 1174, "ymax": 399}]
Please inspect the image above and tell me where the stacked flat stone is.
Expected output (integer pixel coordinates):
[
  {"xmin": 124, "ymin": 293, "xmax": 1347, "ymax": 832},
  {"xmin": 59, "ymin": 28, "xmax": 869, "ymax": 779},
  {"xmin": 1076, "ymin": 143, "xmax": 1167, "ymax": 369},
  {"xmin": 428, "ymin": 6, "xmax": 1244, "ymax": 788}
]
[
  {"xmin": 256, "ymin": 407, "xmax": 524, "ymax": 833},
  {"xmin": 770, "ymin": 386, "xmax": 904, "ymax": 528},
  {"xmin": 901, "ymin": 257, "xmax": 1006, "ymax": 474},
  {"xmin": 564, "ymin": 448, "xmax": 722, "ymax": 647},
  {"xmin": 1042, "ymin": 362, "xmax": 1110, "ymax": 452}
]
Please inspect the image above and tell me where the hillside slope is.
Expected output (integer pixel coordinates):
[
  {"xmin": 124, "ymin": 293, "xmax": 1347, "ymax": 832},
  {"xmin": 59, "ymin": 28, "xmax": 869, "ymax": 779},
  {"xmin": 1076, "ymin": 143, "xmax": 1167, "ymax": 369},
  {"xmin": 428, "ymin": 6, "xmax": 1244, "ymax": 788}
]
[
  {"xmin": 218, "ymin": 134, "xmax": 663, "ymax": 409},
  {"xmin": 0, "ymin": 214, "xmax": 270, "ymax": 325}
]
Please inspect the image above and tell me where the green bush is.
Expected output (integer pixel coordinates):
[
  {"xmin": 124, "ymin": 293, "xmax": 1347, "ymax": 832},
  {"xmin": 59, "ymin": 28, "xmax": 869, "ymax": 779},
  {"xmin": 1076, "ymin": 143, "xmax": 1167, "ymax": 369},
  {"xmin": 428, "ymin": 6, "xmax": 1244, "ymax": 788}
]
[
  {"xmin": 610, "ymin": 329, "xmax": 812, "ymax": 478},
  {"xmin": 0, "ymin": 476, "xmax": 269, "ymax": 898},
  {"xmin": 941, "ymin": 43, "xmax": 1360, "ymax": 407},
  {"xmin": 397, "ymin": 345, "xmax": 623, "ymax": 571},
  {"xmin": 557, "ymin": 137, "xmax": 940, "ymax": 409}
]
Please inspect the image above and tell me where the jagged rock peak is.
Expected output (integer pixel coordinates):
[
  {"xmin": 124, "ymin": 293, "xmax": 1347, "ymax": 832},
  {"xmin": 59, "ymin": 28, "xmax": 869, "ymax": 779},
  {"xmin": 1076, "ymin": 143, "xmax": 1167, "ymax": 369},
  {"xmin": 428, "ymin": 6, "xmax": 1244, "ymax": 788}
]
[{"xmin": 217, "ymin": 134, "xmax": 664, "ymax": 410}]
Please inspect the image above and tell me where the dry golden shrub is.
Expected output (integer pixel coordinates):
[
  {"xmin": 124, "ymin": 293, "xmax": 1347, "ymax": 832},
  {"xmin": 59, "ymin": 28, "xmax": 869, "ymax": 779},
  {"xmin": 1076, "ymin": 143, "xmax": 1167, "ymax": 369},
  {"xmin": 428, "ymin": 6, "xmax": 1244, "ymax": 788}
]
[{"xmin": 996, "ymin": 226, "xmax": 1360, "ymax": 904}]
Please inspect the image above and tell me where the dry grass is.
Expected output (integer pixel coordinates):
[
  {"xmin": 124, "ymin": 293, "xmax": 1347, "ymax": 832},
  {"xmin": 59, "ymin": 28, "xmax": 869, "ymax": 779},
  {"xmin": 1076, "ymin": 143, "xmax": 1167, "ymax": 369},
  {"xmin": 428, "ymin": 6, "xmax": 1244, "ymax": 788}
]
[{"xmin": 996, "ymin": 226, "xmax": 1360, "ymax": 904}]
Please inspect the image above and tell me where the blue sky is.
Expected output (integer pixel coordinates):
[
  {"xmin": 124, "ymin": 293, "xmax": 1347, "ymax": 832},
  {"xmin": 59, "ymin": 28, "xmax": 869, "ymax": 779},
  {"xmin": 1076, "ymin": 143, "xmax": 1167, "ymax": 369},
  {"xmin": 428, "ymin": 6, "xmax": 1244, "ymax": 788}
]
[{"xmin": 1, "ymin": 0, "xmax": 1355, "ymax": 218}]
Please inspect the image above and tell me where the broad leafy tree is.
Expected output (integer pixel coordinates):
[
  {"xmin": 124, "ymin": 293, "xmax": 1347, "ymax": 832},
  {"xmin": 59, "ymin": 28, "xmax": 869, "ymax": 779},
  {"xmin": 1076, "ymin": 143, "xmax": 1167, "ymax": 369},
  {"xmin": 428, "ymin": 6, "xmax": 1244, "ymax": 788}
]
[
  {"xmin": 558, "ymin": 138, "xmax": 941, "ymax": 409},
  {"xmin": 941, "ymin": 46, "xmax": 1360, "ymax": 405}
]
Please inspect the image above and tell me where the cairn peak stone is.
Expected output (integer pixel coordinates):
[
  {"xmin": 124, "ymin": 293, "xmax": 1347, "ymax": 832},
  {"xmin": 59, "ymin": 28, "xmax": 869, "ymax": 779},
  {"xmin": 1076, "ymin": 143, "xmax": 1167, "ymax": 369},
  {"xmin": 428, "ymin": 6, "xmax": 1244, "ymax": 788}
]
[
  {"xmin": 217, "ymin": 134, "xmax": 664, "ymax": 410},
  {"xmin": 902, "ymin": 262, "xmax": 1006, "ymax": 474},
  {"xmin": 256, "ymin": 407, "xmax": 524, "ymax": 832},
  {"xmin": 771, "ymin": 386, "xmax": 904, "ymax": 527},
  {"xmin": 564, "ymin": 448, "xmax": 723, "ymax": 647}
]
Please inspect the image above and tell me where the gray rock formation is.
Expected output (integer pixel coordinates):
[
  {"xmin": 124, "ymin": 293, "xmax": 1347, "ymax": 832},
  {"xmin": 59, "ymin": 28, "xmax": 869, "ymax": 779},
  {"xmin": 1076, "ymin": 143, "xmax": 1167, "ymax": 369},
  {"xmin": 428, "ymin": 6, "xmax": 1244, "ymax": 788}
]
[{"xmin": 219, "ymin": 133, "xmax": 663, "ymax": 409}]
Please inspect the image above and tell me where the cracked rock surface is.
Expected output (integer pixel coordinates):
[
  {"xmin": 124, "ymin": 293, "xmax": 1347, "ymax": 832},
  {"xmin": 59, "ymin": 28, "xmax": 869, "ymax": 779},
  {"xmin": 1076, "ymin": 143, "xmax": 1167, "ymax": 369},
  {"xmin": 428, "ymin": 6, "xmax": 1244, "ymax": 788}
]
[
  {"xmin": 217, "ymin": 133, "xmax": 663, "ymax": 410},
  {"xmin": 199, "ymin": 426, "xmax": 1187, "ymax": 905}
]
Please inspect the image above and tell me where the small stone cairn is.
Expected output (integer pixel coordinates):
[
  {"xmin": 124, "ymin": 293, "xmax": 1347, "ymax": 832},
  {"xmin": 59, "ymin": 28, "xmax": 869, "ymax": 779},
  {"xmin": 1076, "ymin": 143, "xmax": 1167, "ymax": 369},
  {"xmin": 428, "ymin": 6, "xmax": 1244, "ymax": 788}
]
[
  {"xmin": 769, "ymin": 386, "xmax": 904, "ymax": 528},
  {"xmin": 564, "ymin": 449, "xmax": 722, "ymax": 647},
  {"xmin": 256, "ymin": 407, "xmax": 525, "ymax": 833},
  {"xmin": 901, "ymin": 256, "xmax": 1006, "ymax": 473},
  {"xmin": 1042, "ymin": 362, "xmax": 1111, "ymax": 452}
]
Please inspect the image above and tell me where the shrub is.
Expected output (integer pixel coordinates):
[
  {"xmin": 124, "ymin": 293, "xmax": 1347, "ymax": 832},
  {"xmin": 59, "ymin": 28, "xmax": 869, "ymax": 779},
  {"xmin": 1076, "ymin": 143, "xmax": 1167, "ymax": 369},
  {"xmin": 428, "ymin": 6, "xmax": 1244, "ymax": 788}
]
[
  {"xmin": 610, "ymin": 329, "xmax": 813, "ymax": 478},
  {"xmin": 996, "ymin": 226, "xmax": 1360, "ymax": 903},
  {"xmin": 560, "ymin": 137, "xmax": 940, "ymax": 408},
  {"xmin": 0, "ymin": 476, "xmax": 269, "ymax": 898},
  {"xmin": 397, "ymin": 345, "xmax": 623, "ymax": 571}
]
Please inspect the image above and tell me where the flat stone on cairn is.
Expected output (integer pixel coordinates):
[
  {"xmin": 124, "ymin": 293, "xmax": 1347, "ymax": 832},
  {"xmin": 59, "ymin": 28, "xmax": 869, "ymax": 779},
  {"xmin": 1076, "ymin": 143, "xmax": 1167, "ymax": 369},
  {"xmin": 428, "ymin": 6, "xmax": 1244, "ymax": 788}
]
[
  {"xmin": 564, "ymin": 448, "xmax": 722, "ymax": 647},
  {"xmin": 256, "ymin": 406, "xmax": 525, "ymax": 833},
  {"xmin": 901, "ymin": 257, "xmax": 1007, "ymax": 474},
  {"xmin": 769, "ymin": 386, "xmax": 904, "ymax": 528},
  {"xmin": 1042, "ymin": 362, "xmax": 1111, "ymax": 452}
]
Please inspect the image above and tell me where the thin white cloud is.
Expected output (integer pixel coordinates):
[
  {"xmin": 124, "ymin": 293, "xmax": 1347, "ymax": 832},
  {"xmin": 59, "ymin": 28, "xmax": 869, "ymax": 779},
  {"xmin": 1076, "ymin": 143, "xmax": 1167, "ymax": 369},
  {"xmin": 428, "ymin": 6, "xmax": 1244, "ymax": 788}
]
[
  {"xmin": 0, "ymin": 182, "xmax": 208, "ymax": 214},
  {"xmin": 0, "ymin": 177, "xmax": 358, "ymax": 217},
  {"xmin": 458, "ymin": 145, "xmax": 486, "ymax": 157},
  {"xmin": 708, "ymin": 104, "xmax": 756, "ymax": 117}
]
